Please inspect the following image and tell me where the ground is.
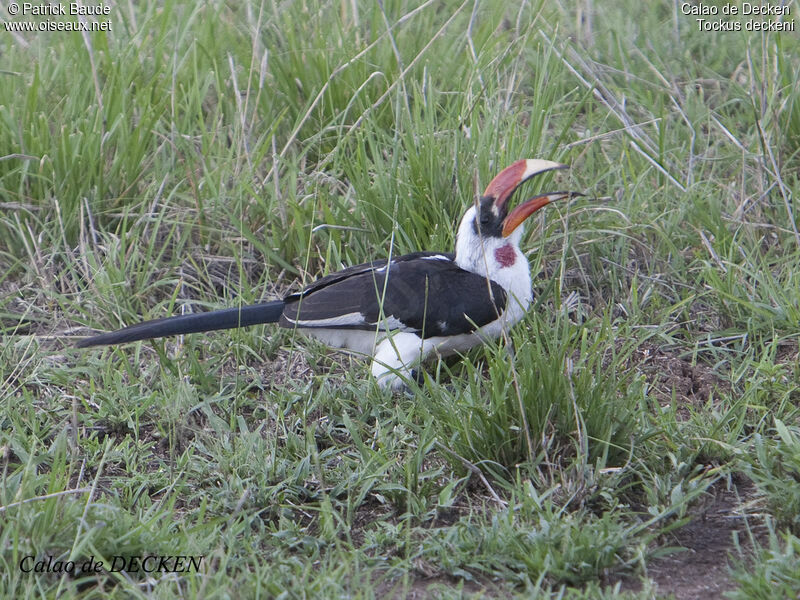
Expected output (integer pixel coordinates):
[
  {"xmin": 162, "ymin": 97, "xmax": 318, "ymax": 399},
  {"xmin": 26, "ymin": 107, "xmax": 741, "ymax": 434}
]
[
  {"xmin": 2, "ymin": 1, "xmax": 800, "ymax": 598},
  {"xmin": 625, "ymin": 479, "xmax": 763, "ymax": 600}
]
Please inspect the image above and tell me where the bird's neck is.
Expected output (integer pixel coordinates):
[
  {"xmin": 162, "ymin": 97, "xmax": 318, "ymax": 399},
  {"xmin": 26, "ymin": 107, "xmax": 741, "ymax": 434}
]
[{"xmin": 454, "ymin": 207, "xmax": 533, "ymax": 310}]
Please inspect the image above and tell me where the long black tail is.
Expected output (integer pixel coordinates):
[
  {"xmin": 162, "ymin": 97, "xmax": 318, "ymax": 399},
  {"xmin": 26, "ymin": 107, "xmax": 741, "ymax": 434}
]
[{"xmin": 76, "ymin": 301, "xmax": 286, "ymax": 348}]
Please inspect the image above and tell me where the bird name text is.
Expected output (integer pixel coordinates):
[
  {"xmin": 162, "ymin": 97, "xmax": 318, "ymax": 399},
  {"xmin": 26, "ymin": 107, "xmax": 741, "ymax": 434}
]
[{"xmin": 19, "ymin": 555, "xmax": 203, "ymax": 574}]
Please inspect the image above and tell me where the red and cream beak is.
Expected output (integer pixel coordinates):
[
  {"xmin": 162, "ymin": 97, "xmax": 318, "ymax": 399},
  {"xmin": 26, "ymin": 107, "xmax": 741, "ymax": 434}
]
[
  {"xmin": 482, "ymin": 159, "xmax": 578, "ymax": 238},
  {"xmin": 501, "ymin": 191, "xmax": 575, "ymax": 237}
]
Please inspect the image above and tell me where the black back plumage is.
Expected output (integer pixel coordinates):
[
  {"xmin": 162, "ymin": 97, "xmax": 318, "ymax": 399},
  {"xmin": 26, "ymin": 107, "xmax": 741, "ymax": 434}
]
[{"xmin": 280, "ymin": 252, "xmax": 507, "ymax": 338}]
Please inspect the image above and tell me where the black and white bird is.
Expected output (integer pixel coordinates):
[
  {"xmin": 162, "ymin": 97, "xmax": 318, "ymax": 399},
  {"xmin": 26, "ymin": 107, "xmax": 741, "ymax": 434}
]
[{"xmin": 77, "ymin": 159, "xmax": 579, "ymax": 390}]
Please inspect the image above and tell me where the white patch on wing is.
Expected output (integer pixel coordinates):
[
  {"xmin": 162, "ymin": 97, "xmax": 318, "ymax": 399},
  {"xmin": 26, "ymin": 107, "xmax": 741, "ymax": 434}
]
[
  {"xmin": 420, "ymin": 254, "xmax": 451, "ymax": 261},
  {"xmin": 285, "ymin": 311, "xmax": 366, "ymax": 328},
  {"xmin": 437, "ymin": 320, "xmax": 448, "ymax": 332},
  {"xmin": 370, "ymin": 315, "xmax": 415, "ymax": 331}
]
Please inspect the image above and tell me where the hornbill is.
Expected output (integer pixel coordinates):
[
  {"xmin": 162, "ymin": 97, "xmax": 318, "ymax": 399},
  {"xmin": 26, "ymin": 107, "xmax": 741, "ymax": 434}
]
[{"xmin": 77, "ymin": 159, "xmax": 580, "ymax": 390}]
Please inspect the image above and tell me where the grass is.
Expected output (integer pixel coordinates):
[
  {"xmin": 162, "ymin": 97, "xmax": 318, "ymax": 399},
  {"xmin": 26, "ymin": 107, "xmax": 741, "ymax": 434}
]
[{"xmin": 2, "ymin": 0, "xmax": 800, "ymax": 597}]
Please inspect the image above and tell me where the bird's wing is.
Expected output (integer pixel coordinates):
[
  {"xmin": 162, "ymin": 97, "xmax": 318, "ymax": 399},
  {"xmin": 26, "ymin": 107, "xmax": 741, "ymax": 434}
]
[
  {"xmin": 280, "ymin": 252, "xmax": 507, "ymax": 338},
  {"xmin": 285, "ymin": 251, "xmax": 456, "ymax": 299}
]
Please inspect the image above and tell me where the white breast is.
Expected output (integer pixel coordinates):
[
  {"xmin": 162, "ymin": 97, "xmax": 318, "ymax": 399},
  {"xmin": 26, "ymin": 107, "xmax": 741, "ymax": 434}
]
[{"xmin": 454, "ymin": 206, "xmax": 533, "ymax": 331}]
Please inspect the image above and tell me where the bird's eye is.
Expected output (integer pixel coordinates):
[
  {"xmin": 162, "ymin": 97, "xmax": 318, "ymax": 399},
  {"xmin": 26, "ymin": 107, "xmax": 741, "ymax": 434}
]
[{"xmin": 480, "ymin": 213, "xmax": 490, "ymax": 224}]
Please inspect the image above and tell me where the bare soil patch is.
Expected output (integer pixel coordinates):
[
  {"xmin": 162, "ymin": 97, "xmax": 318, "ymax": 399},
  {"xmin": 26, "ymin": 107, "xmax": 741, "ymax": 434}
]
[
  {"xmin": 625, "ymin": 478, "xmax": 765, "ymax": 599},
  {"xmin": 632, "ymin": 342, "xmax": 730, "ymax": 417}
]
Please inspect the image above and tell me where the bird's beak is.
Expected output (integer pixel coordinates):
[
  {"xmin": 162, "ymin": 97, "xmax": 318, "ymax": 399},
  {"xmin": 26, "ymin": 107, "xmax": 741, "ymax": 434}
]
[
  {"xmin": 501, "ymin": 191, "xmax": 577, "ymax": 238},
  {"xmin": 481, "ymin": 159, "xmax": 579, "ymax": 238},
  {"xmin": 483, "ymin": 159, "xmax": 566, "ymax": 209}
]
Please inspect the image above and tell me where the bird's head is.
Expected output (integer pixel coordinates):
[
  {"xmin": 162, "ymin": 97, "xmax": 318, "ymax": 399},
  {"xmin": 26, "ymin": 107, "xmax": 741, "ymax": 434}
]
[
  {"xmin": 454, "ymin": 159, "xmax": 581, "ymax": 274},
  {"xmin": 472, "ymin": 159, "xmax": 577, "ymax": 242}
]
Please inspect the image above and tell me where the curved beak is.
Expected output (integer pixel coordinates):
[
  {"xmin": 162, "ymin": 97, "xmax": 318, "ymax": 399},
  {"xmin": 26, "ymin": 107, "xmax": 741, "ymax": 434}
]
[
  {"xmin": 482, "ymin": 159, "xmax": 581, "ymax": 238},
  {"xmin": 501, "ymin": 191, "xmax": 582, "ymax": 237},
  {"xmin": 483, "ymin": 159, "xmax": 567, "ymax": 210}
]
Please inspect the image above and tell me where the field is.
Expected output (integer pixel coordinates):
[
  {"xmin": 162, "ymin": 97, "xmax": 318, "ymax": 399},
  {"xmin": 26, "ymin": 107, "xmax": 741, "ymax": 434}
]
[{"xmin": 2, "ymin": 1, "xmax": 800, "ymax": 598}]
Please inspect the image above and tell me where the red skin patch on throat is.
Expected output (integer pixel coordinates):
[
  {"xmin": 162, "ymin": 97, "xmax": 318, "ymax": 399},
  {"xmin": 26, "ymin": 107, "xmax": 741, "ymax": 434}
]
[{"xmin": 494, "ymin": 244, "xmax": 516, "ymax": 268}]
